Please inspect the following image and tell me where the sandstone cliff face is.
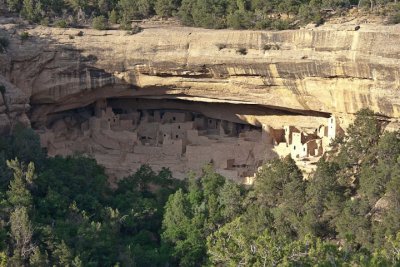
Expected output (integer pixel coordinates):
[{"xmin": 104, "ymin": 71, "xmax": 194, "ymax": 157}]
[
  {"xmin": 0, "ymin": 36, "xmax": 30, "ymax": 134},
  {"xmin": 1, "ymin": 23, "xmax": 400, "ymax": 130},
  {"xmin": 1, "ymin": 22, "xmax": 399, "ymax": 181},
  {"xmin": 0, "ymin": 75, "xmax": 30, "ymax": 134}
]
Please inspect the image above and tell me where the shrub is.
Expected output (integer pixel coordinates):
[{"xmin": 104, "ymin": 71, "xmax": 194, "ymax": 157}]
[
  {"xmin": 119, "ymin": 18, "xmax": 132, "ymax": 30},
  {"xmin": 387, "ymin": 12, "xmax": 400, "ymax": 24},
  {"xmin": 20, "ymin": 32, "xmax": 29, "ymax": 41},
  {"xmin": 254, "ymin": 18, "xmax": 272, "ymax": 30},
  {"xmin": 21, "ymin": 0, "xmax": 43, "ymax": 23},
  {"xmin": 54, "ymin": 19, "xmax": 68, "ymax": 28},
  {"xmin": 0, "ymin": 37, "xmax": 9, "ymax": 53},
  {"xmin": 263, "ymin": 44, "xmax": 280, "ymax": 51},
  {"xmin": 216, "ymin": 43, "xmax": 226, "ymax": 50},
  {"xmin": 131, "ymin": 24, "xmax": 142, "ymax": 34},
  {"xmin": 270, "ymin": 19, "xmax": 291, "ymax": 30},
  {"xmin": 92, "ymin": 15, "xmax": 108, "ymax": 30},
  {"xmin": 109, "ymin": 9, "xmax": 118, "ymax": 24},
  {"xmin": 298, "ymin": 3, "xmax": 325, "ymax": 26},
  {"xmin": 227, "ymin": 10, "xmax": 253, "ymax": 29},
  {"xmin": 236, "ymin": 48, "xmax": 247, "ymax": 55},
  {"xmin": 125, "ymin": 25, "xmax": 142, "ymax": 35},
  {"xmin": 84, "ymin": 54, "xmax": 98, "ymax": 61},
  {"xmin": 155, "ymin": 0, "xmax": 179, "ymax": 17},
  {"xmin": 40, "ymin": 17, "xmax": 49, "ymax": 26}
]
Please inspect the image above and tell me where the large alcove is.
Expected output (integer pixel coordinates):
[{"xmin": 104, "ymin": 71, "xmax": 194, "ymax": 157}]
[{"xmin": 35, "ymin": 97, "xmax": 335, "ymax": 183}]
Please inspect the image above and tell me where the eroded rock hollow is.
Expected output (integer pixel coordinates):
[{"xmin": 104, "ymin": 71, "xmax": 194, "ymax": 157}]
[
  {"xmin": 37, "ymin": 97, "xmax": 339, "ymax": 182},
  {"xmin": 0, "ymin": 22, "xmax": 399, "ymax": 182}
]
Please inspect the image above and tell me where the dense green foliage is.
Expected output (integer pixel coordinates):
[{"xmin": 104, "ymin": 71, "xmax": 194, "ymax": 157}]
[
  {"xmin": 0, "ymin": 109, "xmax": 400, "ymax": 266},
  {"xmin": 0, "ymin": 125, "xmax": 184, "ymax": 266},
  {"xmin": 5, "ymin": 0, "xmax": 400, "ymax": 29},
  {"xmin": 92, "ymin": 15, "xmax": 108, "ymax": 30},
  {"xmin": 161, "ymin": 109, "xmax": 400, "ymax": 266}
]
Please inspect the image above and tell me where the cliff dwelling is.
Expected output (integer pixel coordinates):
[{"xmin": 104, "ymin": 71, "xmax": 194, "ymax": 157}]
[
  {"xmin": 0, "ymin": 21, "xmax": 399, "ymax": 185},
  {"xmin": 35, "ymin": 97, "xmax": 342, "ymax": 184}
]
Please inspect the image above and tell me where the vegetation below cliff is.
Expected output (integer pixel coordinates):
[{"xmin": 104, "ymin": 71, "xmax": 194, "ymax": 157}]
[
  {"xmin": 0, "ymin": 109, "xmax": 399, "ymax": 266},
  {"xmin": 4, "ymin": 0, "xmax": 400, "ymax": 30}
]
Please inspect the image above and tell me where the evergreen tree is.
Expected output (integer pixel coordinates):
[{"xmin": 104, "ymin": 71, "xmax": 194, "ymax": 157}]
[
  {"xmin": 6, "ymin": 159, "xmax": 33, "ymax": 208},
  {"xmin": 162, "ymin": 189, "xmax": 204, "ymax": 266},
  {"xmin": 155, "ymin": 0, "xmax": 180, "ymax": 17},
  {"xmin": 191, "ymin": 0, "xmax": 226, "ymax": 28},
  {"xmin": 21, "ymin": 0, "xmax": 43, "ymax": 22},
  {"xmin": 6, "ymin": 0, "xmax": 23, "ymax": 12},
  {"xmin": 177, "ymin": 0, "xmax": 195, "ymax": 25},
  {"xmin": 335, "ymin": 198, "xmax": 373, "ymax": 250},
  {"xmin": 218, "ymin": 180, "xmax": 243, "ymax": 221},
  {"xmin": 29, "ymin": 247, "xmax": 49, "ymax": 267},
  {"xmin": 108, "ymin": 9, "xmax": 119, "ymax": 23},
  {"xmin": 303, "ymin": 158, "xmax": 344, "ymax": 238},
  {"xmin": 360, "ymin": 131, "xmax": 400, "ymax": 204},
  {"xmin": 9, "ymin": 207, "xmax": 35, "ymax": 265},
  {"xmin": 8, "ymin": 126, "xmax": 45, "ymax": 171}
]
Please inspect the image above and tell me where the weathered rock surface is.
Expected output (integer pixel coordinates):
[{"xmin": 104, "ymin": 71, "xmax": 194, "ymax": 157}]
[
  {"xmin": 0, "ymin": 75, "xmax": 30, "ymax": 134},
  {"xmin": 0, "ymin": 23, "xmax": 399, "ymax": 131},
  {"xmin": 0, "ymin": 28, "xmax": 31, "ymax": 133},
  {"xmin": 0, "ymin": 22, "xmax": 399, "ymax": 180}
]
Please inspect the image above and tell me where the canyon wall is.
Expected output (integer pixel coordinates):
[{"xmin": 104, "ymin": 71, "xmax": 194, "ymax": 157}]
[
  {"xmin": 0, "ymin": 22, "xmax": 399, "ymax": 130},
  {"xmin": 0, "ymin": 21, "xmax": 399, "ymax": 180}
]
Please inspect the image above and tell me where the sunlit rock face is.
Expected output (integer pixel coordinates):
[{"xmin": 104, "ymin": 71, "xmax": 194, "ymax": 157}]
[
  {"xmin": 0, "ymin": 75, "xmax": 30, "ymax": 134},
  {"xmin": 0, "ymin": 22, "xmax": 399, "ymax": 181},
  {"xmin": 1, "ymin": 23, "xmax": 400, "ymax": 126}
]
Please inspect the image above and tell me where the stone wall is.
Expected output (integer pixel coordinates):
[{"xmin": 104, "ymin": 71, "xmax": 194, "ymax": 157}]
[{"xmin": 38, "ymin": 100, "xmax": 279, "ymax": 182}]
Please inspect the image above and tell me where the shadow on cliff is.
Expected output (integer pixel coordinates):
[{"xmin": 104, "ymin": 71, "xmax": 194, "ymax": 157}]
[{"xmin": 0, "ymin": 27, "xmax": 183, "ymax": 128}]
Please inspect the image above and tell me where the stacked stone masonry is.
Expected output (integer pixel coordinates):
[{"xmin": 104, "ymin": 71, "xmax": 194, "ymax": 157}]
[{"xmin": 38, "ymin": 99, "xmax": 343, "ymax": 183}]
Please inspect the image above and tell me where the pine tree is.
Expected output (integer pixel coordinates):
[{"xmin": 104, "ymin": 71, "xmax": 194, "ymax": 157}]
[
  {"xmin": 109, "ymin": 9, "xmax": 118, "ymax": 24},
  {"xmin": 6, "ymin": 159, "xmax": 33, "ymax": 208},
  {"xmin": 9, "ymin": 207, "xmax": 35, "ymax": 264},
  {"xmin": 29, "ymin": 247, "xmax": 49, "ymax": 267},
  {"xmin": 53, "ymin": 240, "xmax": 73, "ymax": 266},
  {"xmin": 155, "ymin": 0, "xmax": 180, "ymax": 17},
  {"xmin": 218, "ymin": 181, "xmax": 243, "ymax": 221}
]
